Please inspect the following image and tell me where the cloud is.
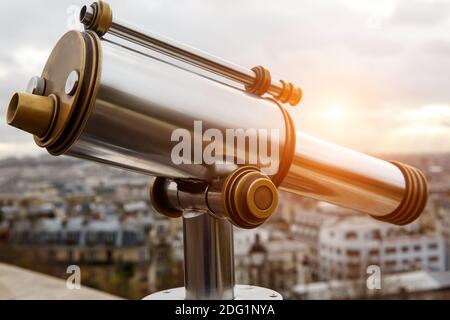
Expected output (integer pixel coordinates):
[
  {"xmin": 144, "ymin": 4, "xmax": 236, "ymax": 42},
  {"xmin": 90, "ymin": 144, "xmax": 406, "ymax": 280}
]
[
  {"xmin": 0, "ymin": 141, "xmax": 44, "ymax": 157},
  {"xmin": 0, "ymin": 63, "xmax": 9, "ymax": 79},
  {"xmin": 12, "ymin": 47, "xmax": 51, "ymax": 75},
  {"xmin": 389, "ymin": 0, "xmax": 450, "ymax": 26}
]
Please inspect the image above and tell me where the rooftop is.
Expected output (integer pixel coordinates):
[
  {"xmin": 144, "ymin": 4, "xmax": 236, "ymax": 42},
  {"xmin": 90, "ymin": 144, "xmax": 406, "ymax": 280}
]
[
  {"xmin": 0, "ymin": 263, "xmax": 121, "ymax": 300},
  {"xmin": 292, "ymin": 270, "xmax": 450, "ymax": 299}
]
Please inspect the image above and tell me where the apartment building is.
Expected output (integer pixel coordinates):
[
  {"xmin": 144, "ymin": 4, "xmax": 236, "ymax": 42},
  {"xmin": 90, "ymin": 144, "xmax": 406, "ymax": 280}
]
[{"xmin": 318, "ymin": 216, "xmax": 446, "ymax": 280}]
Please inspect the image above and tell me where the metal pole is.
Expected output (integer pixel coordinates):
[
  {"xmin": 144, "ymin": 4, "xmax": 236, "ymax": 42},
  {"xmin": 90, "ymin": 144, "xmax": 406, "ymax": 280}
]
[{"xmin": 183, "ymin": 210, "xmax": 235, "ymax": 300}]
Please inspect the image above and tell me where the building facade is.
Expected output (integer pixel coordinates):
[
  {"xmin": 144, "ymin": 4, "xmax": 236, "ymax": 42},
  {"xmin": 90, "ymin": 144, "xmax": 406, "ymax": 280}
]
[{"xmin": 318, "ymin": 217, "xmax": 446, "ymax": 281}]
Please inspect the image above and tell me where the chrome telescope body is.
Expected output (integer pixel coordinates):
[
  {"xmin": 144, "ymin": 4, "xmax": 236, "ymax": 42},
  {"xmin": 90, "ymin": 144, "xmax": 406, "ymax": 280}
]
[
  {"xmin": 79, "ymin": 2, "xmax": 302, "ymax": 106},
  {"xmin": 5, "ymin": 1, "xmax": 427, "ymax": 229}
]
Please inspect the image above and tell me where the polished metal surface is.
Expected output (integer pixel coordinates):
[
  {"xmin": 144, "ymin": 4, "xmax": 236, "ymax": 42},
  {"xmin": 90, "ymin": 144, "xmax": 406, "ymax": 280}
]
[
  {"xmin": 47, "ymin": 31, "xmax": 410, "ymax": 221},
  {"xmin": 26, "ymin": 76, "xmax": 46, "ymax": 96},
  {"xmin": 177, "ymin": 187, "xmax": 209, "ymax": 212},
  {"xmin": 143, "ymin": 285, "xmax": 282, "ymax": 300},
  {"xmin": 66, "ymin": 38, "xmax": 408, "ymax": 218},
  {"xmin": 183, "ymin": 211, "xmax": 235, "ymax": 300},
  {"xmin": 65, "ymin": 70, "xmax": 80, "ymax": 96},
  {"xmin": 280, "ymin": 132, "xmax": 406, "ymax": 216},
  {"xmin": 79, "ymin": 4, "xmax": 94, "ymax": 25},
  {"xmin": 67, "ymin": 39, "xmax": 285, "ymax": 180},
  {"xmin": 74, "ymin": 5, "xmax": 413, "ymax": 219},
  {"xmin": 80, "ymin": 9, "xmax": 286, "ymax": 98},
  {"xmin": 109, "ymin": 19, "xmax": 284, "ymax": 95}
]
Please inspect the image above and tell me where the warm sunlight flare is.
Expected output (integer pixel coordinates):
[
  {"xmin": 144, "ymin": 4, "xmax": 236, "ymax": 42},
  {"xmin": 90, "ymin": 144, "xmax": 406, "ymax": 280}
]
[
  {"xmin": 408, "ymin": 104, "xmax": 450, "ymax": 122},
  {"xmin": 325, "ymin": 104, "xmax": 347, "ymax": 122}
]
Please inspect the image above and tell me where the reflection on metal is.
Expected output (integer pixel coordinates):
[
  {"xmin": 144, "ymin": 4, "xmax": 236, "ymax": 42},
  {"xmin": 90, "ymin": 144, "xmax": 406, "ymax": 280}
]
[
  {"xmin": 280, "ymin": 133, "xmax": 428, "ymax": 225},
  {"xmin": 79, "ymin": 1, "xmax": 112, "ymax": 37},
  {"xmin": 26, "ymin": 76, "xmax": 46, "ymax": 96},
  {"xmin": 183, "ymin": 211, "xmax": 235, "ymax": 300},
  {"xmin": 66, "ymin": 38, "xmax": 284, "ymax": 180},
  {"xmin": 65, "ymin": 70, "xmax": 80, "ymax": 96},
  {"xmin": 80, "ymin": 1, "xmax": 302, "ymax": 106},
  {"xmin": 281, "ymin": 133, "xmax": 405, "ymax": 216}
]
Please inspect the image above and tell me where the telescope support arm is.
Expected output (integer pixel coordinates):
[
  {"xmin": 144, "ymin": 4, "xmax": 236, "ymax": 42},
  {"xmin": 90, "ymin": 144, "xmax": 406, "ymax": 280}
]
[{"xmin": 150, "ymin": 166, "xmax": 280, "ymax": 229}]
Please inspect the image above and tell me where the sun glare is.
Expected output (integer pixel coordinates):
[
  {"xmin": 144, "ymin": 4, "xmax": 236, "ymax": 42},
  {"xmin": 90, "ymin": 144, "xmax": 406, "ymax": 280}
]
[{"xmin": 325, "ymin": 104, "xmax": 347, "ymax": 122}]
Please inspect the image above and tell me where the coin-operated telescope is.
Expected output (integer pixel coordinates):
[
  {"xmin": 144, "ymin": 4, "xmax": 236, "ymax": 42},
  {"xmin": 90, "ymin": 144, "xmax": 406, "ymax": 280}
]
[{"xmin": 6, "ymin": 1, "xmax": 427, "ymax": 300}]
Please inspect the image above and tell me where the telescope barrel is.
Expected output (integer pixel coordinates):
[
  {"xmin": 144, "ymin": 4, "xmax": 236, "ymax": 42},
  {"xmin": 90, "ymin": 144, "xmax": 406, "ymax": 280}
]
[
  {"xmin": 67, "ymin": 38, "xmax": 286, "ymax": 180},
  {"xmin": 71, "ymin": 36, "xmax": 426, "ymax": 224},
  {"xmin": 281, "ymin": 134, "xmax": 406, "ymax": 217},
  {"xmin": 5, "ymin": 8, "xmax": 428, "ymax": 227}
]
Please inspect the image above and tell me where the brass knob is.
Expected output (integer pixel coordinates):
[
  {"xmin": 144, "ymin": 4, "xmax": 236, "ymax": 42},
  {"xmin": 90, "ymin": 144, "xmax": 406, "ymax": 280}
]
[
  {"xmin": 80, "ymin": 1, "xmax": 113, "ymax": 36},
  {"xmin": 6, "ymin": 92, "xmax": 57, "ymax": 138},
  {"xmin": 222, "ymin": 166, "xmax": 279, "ymax": 229}
]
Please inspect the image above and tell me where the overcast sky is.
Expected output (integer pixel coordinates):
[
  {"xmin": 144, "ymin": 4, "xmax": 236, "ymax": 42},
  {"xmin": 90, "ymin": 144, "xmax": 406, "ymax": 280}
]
[{"xmin": 0, "ymin": 0, "xmax": 449, "ymax": 158}]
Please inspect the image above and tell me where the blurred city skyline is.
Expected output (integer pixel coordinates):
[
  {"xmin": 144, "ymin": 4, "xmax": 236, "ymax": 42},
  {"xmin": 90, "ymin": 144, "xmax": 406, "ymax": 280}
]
[{"xmin": 0, "ymin": 0, "xmax": 449, "ymax": 158}]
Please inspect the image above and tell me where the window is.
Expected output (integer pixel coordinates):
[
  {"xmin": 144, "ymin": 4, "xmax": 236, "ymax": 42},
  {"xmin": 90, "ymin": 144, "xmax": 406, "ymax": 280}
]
[
  {"xmin": 385, "ymin": 260, "xmax": 396, "ymax": 267},
  {"xmin": 86, "ymin": 232, "xmax": 96, "ymax": 246},
  {"xmin": 428, "ymin": 243, "xmax": 438, "ymax": 250},
  {"xmin": 346, "ymin": 250, "xmax": 360, "ymax": 257},
  {"xmin": 346, "ymin": 262, "xmax": 360, "ymax": 269},
  {"xmin": 371, "ymin": 230, "xmax": 382, "ymax": 241},
  {"xmin": 68, "ymin": 250, "xmax": 73, "ymax": 262},
  {"xmin": 86, "ymin": 250, "xmax": 96, "ymax": 262},
  {"xmin": 107, "ymin": 250, "xmax": 113, "ymax": 262},
  {"xmin": 385, "ymin": 247, "xmax": 396, "ymax": 254},
  {"xmin": 66, "ymin": 231, "xmax": 80, "ymax": 245},
  {"xmin": 429, "ymin": 256, "xmax": 439, "ymax": 263},
  {"xmin": 402, "ymin": 246, "xmax": 409, "ymax": 253},
  {"xmin": 139, "ymin": 250, "xmax": 146, "ymax": 263},
  {"xmin": 414, "ymin": 245, "xmax": 421, "ymax": 251},
  {"xmin": 345, "ymin": 232, "xmax": 358, "ymax": 240}
]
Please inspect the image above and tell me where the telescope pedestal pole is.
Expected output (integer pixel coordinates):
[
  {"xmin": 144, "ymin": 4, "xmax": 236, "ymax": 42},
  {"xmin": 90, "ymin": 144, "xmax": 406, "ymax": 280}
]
[
  {"xmin": 143, "ymin": 209, "xmax": 282, "ymax": 300},
  {"xmin": 183, "ymin": 210, "xmax": 235, "ymax": 300}
]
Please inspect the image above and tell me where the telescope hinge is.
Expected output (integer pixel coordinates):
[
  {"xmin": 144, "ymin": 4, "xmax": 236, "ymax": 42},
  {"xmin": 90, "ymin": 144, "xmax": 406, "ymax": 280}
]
[{"xmin": 150, "ymin": 166, "xmax": 279, "ymax": 229}]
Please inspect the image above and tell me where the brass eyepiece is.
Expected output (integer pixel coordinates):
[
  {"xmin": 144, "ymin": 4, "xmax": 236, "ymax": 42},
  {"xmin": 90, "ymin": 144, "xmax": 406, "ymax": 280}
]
[{"xmin": 6, "ymin": 92, "xmax": 57, "ymax": 138}]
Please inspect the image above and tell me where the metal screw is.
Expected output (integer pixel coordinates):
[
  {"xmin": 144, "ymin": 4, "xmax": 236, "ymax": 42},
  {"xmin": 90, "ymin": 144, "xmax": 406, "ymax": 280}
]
[
  {"xmin": 269, "ymin": 293, "xmax": 278, "ymax": 298},
  {"xmin": 26, "ymin": 76, "xmax": 46, "ymax": 96},
  {"xmin": 163, "ymin": 290, "xmax": 171, "ymax": 294},
  {"xmin": 65, "ymin": 70, "xmax": 80, "ymax": 96}
]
